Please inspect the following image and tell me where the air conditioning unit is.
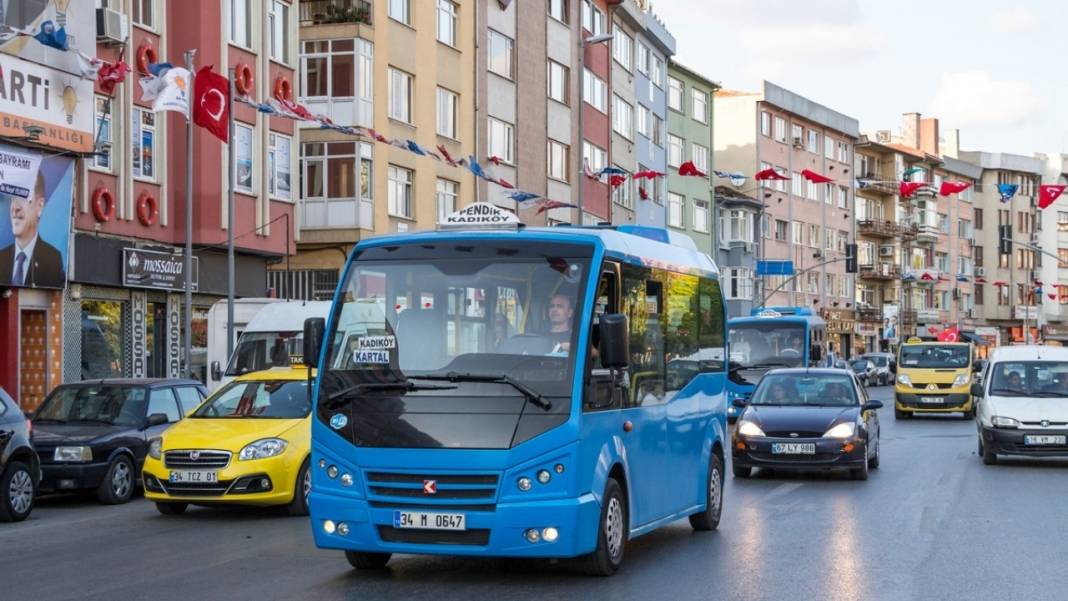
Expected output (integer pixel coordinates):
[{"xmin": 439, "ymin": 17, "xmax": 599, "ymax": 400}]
[
  {"xmin": 792, "ymin": 136, "xmax": 804, "ymax": 148},
  {"xmin": 96, "ymin": 7, "xmax": 127, "ymax": 44},
  {"xmin": 879, "ymin": 246, "xmax": 894, "ymax": 257},
  {"xmin": 975, "ymin": 267, "xmax": 986, "ymax": 277}
]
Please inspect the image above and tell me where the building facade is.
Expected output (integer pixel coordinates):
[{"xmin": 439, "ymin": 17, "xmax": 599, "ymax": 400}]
[
  {"xmin": 665, "ymin": 61, "xmax": 716, "ymax": 254},
  {"xmin": 714, "ymin": 81, "xmax": 858, "ymax": 352},
  {"xmin": 714, "ymin": 187, "xmax": 761, "ymax": 317},
  {"xmin": 629, "ymin": 4, "xmax": 673, "ymax": 227}
]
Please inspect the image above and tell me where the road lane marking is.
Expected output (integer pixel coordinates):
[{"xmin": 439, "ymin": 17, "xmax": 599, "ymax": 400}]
[{"xmin": 764, "ymin": 482, "xmax": 803, "ymax": 501}]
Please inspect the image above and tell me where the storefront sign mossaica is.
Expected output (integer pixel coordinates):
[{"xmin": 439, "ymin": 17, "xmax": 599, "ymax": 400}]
[{"xmin": 123, "ymin": 248, "xmax": 199, "ymax": 292}]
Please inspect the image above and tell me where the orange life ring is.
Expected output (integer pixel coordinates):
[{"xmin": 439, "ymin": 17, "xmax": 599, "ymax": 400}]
[
  {"xmin": 273, "ymin": 77, "xmax": 292, "ymax": 101},
  {"xmin": 234, "ymin": 63, "xmax": 254, "ymax": 96},
  {"xmin": 136, "ymin": 192, "xmax": 158, "ymax": 226},
  {"xmin": 136, "ymin": 44, "xmax": 158, "ymax": 75},
  {"xmin": 91, "ymin": 187, "xmax": 115, "ymax": 223}
]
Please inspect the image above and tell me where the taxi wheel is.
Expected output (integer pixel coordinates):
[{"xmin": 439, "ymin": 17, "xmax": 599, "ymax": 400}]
[
  {"xmin": 286, "ymin": 459, "xmax": 311, "ymax": 517},
  {"xmin": 97, "ymin": 456, "xmax": 135, "ymax": 505},
  {"xmin": 894, "ymin": 407, "xmax": 909, "ymax": 420},
  {"xmin": 345, "ymin": 551, "xmax": 391, "ymax": 570},
  {"xmin": 155, "ymin": 502, "xmax": 188, "ymax": 515},
  {"xmin": 689, "ymin": 453, "xmax": 723, "ymax": 531},
  {"xmin": 581, "ymin": 477, "xmax": 627, "ymax": 576}
]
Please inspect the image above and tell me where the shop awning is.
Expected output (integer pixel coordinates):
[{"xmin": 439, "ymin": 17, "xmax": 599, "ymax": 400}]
[{"xmin": 960, "ymin": 332, "xmax": 987, "ymax": 344}]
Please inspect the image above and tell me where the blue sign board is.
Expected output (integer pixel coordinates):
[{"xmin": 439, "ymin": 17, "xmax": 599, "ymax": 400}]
[{"xmin": 756, "ymin": 260, "xmax": 794, "ymax": 276}]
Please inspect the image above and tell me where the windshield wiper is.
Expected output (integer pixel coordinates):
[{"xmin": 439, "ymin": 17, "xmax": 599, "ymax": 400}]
[
  {"xmin": 325, "ymin": 380, "xmax": 457, "ymax": 404},
  {"xmin": 72, "ymin": 418, "xmax": 115, "ymax": 425},
  {"xmin": 989, "ymin": 387, "xmax": 1028, "ymax": 396},
  {"xmin": 1028, "ymin": 391, "xmax": 1068, "ymax": 398},
  {"xmin": 31, "ymin": 417, "xmax": 66, "ymax": 423},
  {"xmin": 413, "ymin": 372, "xmax": 553, "ymax": 411}
]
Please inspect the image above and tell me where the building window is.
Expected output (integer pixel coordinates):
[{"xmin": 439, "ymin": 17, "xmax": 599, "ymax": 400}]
[
  {"xmin": 234, "ymin": 123, "xmax": 253, "ymax": 193},
  {"xmin": 388, "ymin": 0, "xmax": 411, "ymax": 25},
  {"xmin": 807, "ymin": 129, "xmax": 819, "ymax": 153},
  {"xmin": 488, "ymin": 118, "xmax": 515, "ymax": 165},
  {"xmin": 652, "ymin": 114, "xmax": 664, "ymax": 147},
  {"xmin": 809, "ymin": 224, "xmax": 820, "ymax": 248},
  {"xmin": 388, "ymin": 67, "xmax": 413, "ymax": 123},
  {"xmin": 613, "ymin": 29, "xmax": 633, "ymax": 71},
  {"xmin": 582, "ymin": 0, "xmax": 604, "ymax": 34},
  {"xmin": 269, "ymin": 0, "xmax": 289, "ymax": 62},
  {"xmin": 437, "ymin": 0, "xmax": 457, "ymax": 46},
  {"xmin": 839, "ymin": 185, "xmax": 848, "ymax": 209},
  {"xmin": 548, "ymin": 140, "xmax": 569, "ymax": 182},
  {"xmin": 775, "ymin": 219, "xmax": 788, "ymax": 241},
  {"xmin": 547, "ymin": 60, "xmax": 569, "ymax": 104},
  {"xmin": 721, "ymin": 210, "xmax": 754, "ymax": 243},
  {"xmin": 760, "ymin": 111, "xmax": 771, "ymax": 136},
  {"xmin": 388, "ymin": 165, "xmax": 413, "ymax": 218},
  {"xmin": 93, "ymin": 96, "xmax": 113, "ymax": 171},
  {"xmin": 583, "ymin": 68, "xmax": 607, "ymax": 113},
  {"xmin": 613, "ymin": 95, "xmax": 633, "ymax": 140},
  {"xmin": 636, "ymin": 42, "xmax": 650, "ymax": 75},
  {"xmin": 825, "ymin": 227, "xmax": 835, "ymax": 251},
  {"xmin": 974, "ymin": 246, "xmax": 984, "ymax": 267},
  {"xmin": 668, "ymin": 77, "xmax": 684, "ymax": 112},
  {"xmin": 636, "ymin": 104, "xmax": 650, "ymax": 138},
  {"xmin": 824, "ymin": 136, "xmax": 835, "ymax": 160},
  {"xmin": 651, "ymin": 56, "xmax": 664, "ymax": 88},
  {"xmin": 132, "ymin": 0, "xmax": 154, "ymax": 28},
  {"xmin": 667, "ymin": 193, "xmax": 684, "ymax": 228},
  {"xmin": 488, "ymin": 30, "xmax": 515, "ymax": 79},
  {"xmin": 692, "ymin": 89, "xmax": 708, "ymax": 123},
  {"xmin": 692, "ymin": 143, "xmax": 708, "ymax": 174},
  {"xmin": 230, "ymin": 0, "xmax": 251, "ymax": 47},
  {"xmin": 1058, "ymin": 211, "xmax": 1068, "ymax": 232},
  {"xmin": 549, "ymin": 0, "xmax": 568, "ymax": 23},
  {"xmin": 774, "ymin": 116, "xmax": 786, "ymax": 142},
  {"xmin": 668, "ymin": 135, "xmax": 684, "ymax": 168},
  {"xmin": 838, "ymin": 141, "xmax": 849, "ymax": 162},
  {"xmin": 436, "ymin": 87, "xmax": 458, "ymax": 139},
  {"xmin": 81, "ymin": 300, "xmax": 126, "ymax": 379},
  {"xmin": 807, "ymin": 179, "xmax": 819, "ymax": 201},
  {"xmin": 436, "ymin": 178, "xmax": 457, "ymax": 223},
  {"xmin": 791, "ymin": 124, "xmax": 803, "ymax": 145},
  {"xmin": 583, "ymin": 142, "xmax": 607, "ymax": 173},
  {"xmin": 301, "ymin": 141, "xmax": 373, "ymax": 228},
  {"xmin": 268, "ymin": 133, "xmax": 291, "ymax": 200},
  {"xmin": 792, "ymin": 221, "xmax": 803, "ymax": 245},
  {"xmin": 131, "ymin": 108, "xmax": 155, "ymax": 180},
  {"xmin": 693, "ymin": 200, "xmax": 709, "ymax": 233},
  {"xmin": 725, "ymin": 268, "xmax": 754, "ymax": 300},
  {"xmin": 301, "ymin": 39, "xmax": 373, "ymax": 127}
]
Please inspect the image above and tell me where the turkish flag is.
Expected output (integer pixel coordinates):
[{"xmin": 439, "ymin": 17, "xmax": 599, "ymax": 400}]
[
  {"xmin": 900, "ymin": 181, "xmax": 924, "ymax": 198},
  {"xmin": 97, "ymin": 60, "xmax": 130, "ymax": 96},
  {"xmin": 1039, "ymin": 184, "xmax": 1067, "ymax": 209},
  {"xmin": 192, "ymin": 66, "xmax": 230, "ymax": 142},
  {"xmin": 755, "ymin": 168, "xmax": 788, "ymax": 181},
  {"xmin": 609, "ymin": 174, "xmax": 627, "ymax": 188},
  {"xmin": 678, "ymin": 161, "xmax": 707, "ymax": 177},
  {"xmin": 939, "ymin": 181, "xmax": 971, "ymax": 196},
  {"xmin": 937, "ymin": 326, "xmax": 959, "ymax": 342},
  {"xmin": 801, "ymin": 169, "xmax": 833, "ymax": 184}
]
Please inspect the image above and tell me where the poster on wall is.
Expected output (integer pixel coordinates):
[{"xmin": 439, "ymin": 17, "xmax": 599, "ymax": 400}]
[
  {"xmin": 882, "ymin": 304, "xmax": 899, "ymax": 344},
  {"xmin": 0, "ymin": 143, "xmax": 73, "ymax": 289}
]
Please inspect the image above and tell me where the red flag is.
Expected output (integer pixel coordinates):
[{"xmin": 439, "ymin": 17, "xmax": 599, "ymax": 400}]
[
  {"xmin": 97, "ymin": 60, "xmax": 130, "ymax": 96},
  {"xmin": 638, "ymin": 186, "xmax": 649, "ymax": 200},
  {"xmin": 1040, "ymin": 184, "xmax": 1067, "ymax": 209},
  {"xmin": 632, "ymin": 170, "xmax": 666, "ymax": 180},
  {"xmin": 192, "ymin": 66, "xmax": 230, "ymax": 142},
  {"xmin": 974, "ymin": 277, "xmax": 987, "ymax": 283},
  {"xmin": 939, "ymin": 181, "xmax": 971, "ymax": 196},
  {"xmin": 488, "ymin": 155, "xmax": 503, "ymax": 166},
  {"xmin": 993, "ymin": 280, "xmax": 1007, "ymax": 287},
  {"xmin": 920, "ymin": 272, "xmax": 935, "ymax": 281},
  {"xmin": 755, "ymin": 168, "xmax": 789, "ymax": 181},
  {"xmin": 609, "ymin": 174, "xmax": 627, "ymax": 188},
  {"xmin": 927, "ymin": 326, "xmax": 939, "ymax": 335},
  {"xmin": 278, "ymin": 97, "xmax": 315, "ymax": 120},
  {"xmin": 801, "ymin": 169, "xmax": 833, "ymax": 184},
  {"xmin": 436, "ymin": 144, "xmax": 458, "ymax": 167},
  {"xmin": 900, "ymin": 182, "xmax": 924, "ymax": 198},
  {"xmin": 937, "ymin": 326, "xmax": 959, "ymax": 342},
  {"xmin": 678, "ymin": 161, "xmax": 707, "ymax": 177},
  {"xmin": 496, "ymin": 178, "xmax": 515, "ymax": 189},
  {"xmin": 1050, "ymin": 293, "xmax": 1058, "ymax": 300}
]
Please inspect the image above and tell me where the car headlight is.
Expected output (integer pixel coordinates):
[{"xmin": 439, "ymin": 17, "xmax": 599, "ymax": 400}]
[
  {"xmin": 822, "ymin": 422, "xmax": 857, "ymax": 439},
  {"xmin": 54, "ymin": 446, "xmax": 93, "ymax": 463},
  {"xmin": 897, "ymin": 374, "xmax": 912, "ymax": 386},
  {"xmin": 952, "ymin": 374, "xmax": 970, "ymax": 387},
  {"xmin": 239, "ymin": 438, "xmax": 289, "ymax": 461},
  {"xmin": 737, "ymin": 420, "xmax": 765, "ymax": 437},
  {"xmin": 148, "ymin": 438, "xmax": 162, "ymax": 460},
  {"xmin": 991, "ymin": 416, "xmax": 1020, "ymax": 428}
]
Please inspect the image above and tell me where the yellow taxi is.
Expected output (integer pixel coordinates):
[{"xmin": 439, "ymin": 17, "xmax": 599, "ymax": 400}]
[
  {"xmin": 894, "ymin": 338, "xmax": 975, "ymax": 419},
  {"xmin": 142, "ymin": 367, "xmax": 313, "ymax": 516}
]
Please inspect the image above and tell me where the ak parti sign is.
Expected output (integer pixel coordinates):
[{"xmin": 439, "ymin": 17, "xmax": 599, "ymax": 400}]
[{"xmin": 0, "ymin": 53, "xmax": 94, "ymax": 153}]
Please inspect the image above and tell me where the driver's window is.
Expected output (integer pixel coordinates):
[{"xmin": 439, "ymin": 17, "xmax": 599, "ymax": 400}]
[{"xmin": 589, "ymin": 266, "xmax": 619, "ymax": 371}]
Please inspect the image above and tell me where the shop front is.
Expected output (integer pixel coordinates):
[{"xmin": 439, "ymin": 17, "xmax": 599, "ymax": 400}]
[
  {"xmin": 1043, "ymin": 324, "xmax": 1068, "ymax": 347},
  {"xmin": 856, "ymin": 321, "xmax": 879, "ymax": 354},
  {"xmin": 68, "ymin": 233, "xmax": 269, "ymax": 385},
  {"xmin": 822, "ymin": 309, "xmax": 856, "ymax": 360}
]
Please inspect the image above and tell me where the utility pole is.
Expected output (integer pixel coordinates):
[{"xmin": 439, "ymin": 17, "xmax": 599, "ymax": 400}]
[{"xmin": 183, "ymin": 49, "xmax": 196, "ymax": 379}]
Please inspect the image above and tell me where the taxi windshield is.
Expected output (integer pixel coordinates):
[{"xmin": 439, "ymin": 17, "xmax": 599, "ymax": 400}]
[
  {"xmin": 899, "ymin": 345, "xmax": 970, "ymax": 369},
  {"xmin": 751, "ymin": 373, "xmax": 858, "ymax": 407},
  {"xmin": 192, "ymin": 380, "xmax": 311, "ymax": 418}
]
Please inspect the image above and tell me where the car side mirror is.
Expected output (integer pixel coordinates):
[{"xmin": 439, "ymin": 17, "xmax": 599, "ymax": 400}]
[
  {"xmin": 303, "ymin": 317, "xmax": 326, "ymax": 370},
  {"xmin": 731, "ymin": 397, "xmax": 749, "ymax": 408},
  {"xmin": 970, "ymin": 383, "xmax": 984, "ymax": 397},
  {"xmin": 210, "ymin": 361, "xmax": 222, "ymax": 381},
  {"xmin": 145, "ymin": 413, "xmax": 169, "ymax": 428},
  {"xmin": 597, "ymin": 313, "xmax": 629, "ymax": 370},
  {"xmin": 889, "ymin": 362, "xmax": 897, "ymax": 373},
  {"xmin": 972, "ymin": 363, "xmax": 981, "ymax": 372},
  {"xmin": 863, "ymin": 400, "xmax": 883, "ymax": 411}
]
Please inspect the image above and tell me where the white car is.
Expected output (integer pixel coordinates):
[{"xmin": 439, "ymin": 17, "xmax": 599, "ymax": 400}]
[{"xmin": 975, "ymin": 345, "xmax": 1068, "ymax": 465}]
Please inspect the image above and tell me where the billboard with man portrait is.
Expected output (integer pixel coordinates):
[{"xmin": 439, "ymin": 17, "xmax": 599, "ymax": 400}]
[{"xmin": 0, "ymin": 143, "xmax": 73, "ymax": 289}]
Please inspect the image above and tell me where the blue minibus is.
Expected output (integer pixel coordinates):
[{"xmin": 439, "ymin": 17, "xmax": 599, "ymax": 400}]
[
  {"xmin": 302, "ymin": 216, "xmax": 728, "ymax": 575},
  {"xmin": 726, "ymin": 307, "xmax": 827, "ymax": 421}
]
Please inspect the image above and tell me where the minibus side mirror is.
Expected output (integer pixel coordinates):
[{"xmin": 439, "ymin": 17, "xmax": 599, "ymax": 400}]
[
  {"xmin": 970, "ymin": 383, "xmax": 984, "ymax": 397},
  {"xmin": 303, "ymin": 318, "xmax": 326, "ymax": 370},
  {"xmin": 598, "ymin": 313, "xmax": 629, "ymax": 370},
  {"xmin": 210, "ymin": 361, "xmax": 222, "ymax": 381}
]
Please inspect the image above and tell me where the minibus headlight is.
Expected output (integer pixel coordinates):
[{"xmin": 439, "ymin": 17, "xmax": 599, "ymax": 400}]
[
  {"xmin": 952, "ymin": 374, "xmax": 970, "ymax": 387},
  {"xmin": 897, "ymin": 374, "xmax": 912, "ymax": 387}
]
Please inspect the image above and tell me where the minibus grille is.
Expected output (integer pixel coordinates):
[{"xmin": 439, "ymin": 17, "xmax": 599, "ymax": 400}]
[
  {"xmin": 377, "ymin": 525, "xmax": 491, "ymax": 546},
  {"xmin": 365, "ymin": 471, "xmax": 500, "ymax": 509}
]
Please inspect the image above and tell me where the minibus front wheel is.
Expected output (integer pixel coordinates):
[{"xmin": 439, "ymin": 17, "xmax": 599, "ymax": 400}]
[{"xmin": 581, "ymin": 477, "xmax": 627, "ymax": 576}]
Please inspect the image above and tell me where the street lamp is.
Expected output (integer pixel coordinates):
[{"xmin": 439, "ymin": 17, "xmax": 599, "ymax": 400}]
[{"xmin": 576, "ymin": 30, "xmax": 613, "ymax": 224}]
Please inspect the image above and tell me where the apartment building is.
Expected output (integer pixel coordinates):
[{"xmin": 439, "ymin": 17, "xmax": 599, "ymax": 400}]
[
  {"xmin": 665, "ymin": 61, "xmax": 716, "ymax": 253},
  {"xmin": 714, "ymin": 81, "xmax": 858, "ymax": 351},
  {"xmin": 286, "ymin": 0, "xmax": 476, "ymax": 297},
  {"xmin": 1037, "ymin": 153, "xmax": 1068, "ymax": 344}
]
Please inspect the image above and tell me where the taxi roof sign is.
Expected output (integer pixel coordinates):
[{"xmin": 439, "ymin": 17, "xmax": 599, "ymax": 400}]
[
  {"xmin": 439, "ymin": 202, "xmax": 520, "ymax": 229},
  {"xmin": 905, "ymin": 336, "xmax": 924, "ymax": 344}
]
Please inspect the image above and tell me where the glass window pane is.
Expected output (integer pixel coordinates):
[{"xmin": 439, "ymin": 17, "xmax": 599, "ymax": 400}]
[
  {"xmin": 327, "ymin": 157, "xmax": 356, "ymax": 198},
  {"xmin": 331, "ymin": 54, "xmax": 355, "ymax": 97}
]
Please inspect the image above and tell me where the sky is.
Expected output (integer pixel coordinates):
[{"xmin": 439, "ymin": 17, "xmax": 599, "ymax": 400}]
[{"xmin": 655, "ymin": 0, "xmax": 1068, "ymax": 158}]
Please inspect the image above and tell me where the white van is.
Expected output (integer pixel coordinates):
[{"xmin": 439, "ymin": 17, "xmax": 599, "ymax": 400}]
[
  {"xmin": 207, "ymin": 300, "xmax": 331, "ymax": 390},
  {"xmin": 975, "ymin": 345, "xmax": 1068, "ymax": 465}
]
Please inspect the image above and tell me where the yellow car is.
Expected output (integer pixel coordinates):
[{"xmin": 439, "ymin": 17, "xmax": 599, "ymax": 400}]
[
  {"xmin": 894, "ymin": 340, "xmax": 975, "ymax": 419},
  {"xmin": 142, "ymin": 367, "xmax": 313, "ymax": 516}
]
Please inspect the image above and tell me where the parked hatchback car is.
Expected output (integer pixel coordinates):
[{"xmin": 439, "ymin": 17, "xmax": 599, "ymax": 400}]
[
  {"xmin": 850, "ymin": 359, "xmax": 877, "ymax": 387},
  {"xmin": 1, "ymin": 387, "xmax": 39, "ymax": 522},
  {"xmin": 860, "ymin": 352, "xmax": 895, "ymax": 386},
  {"xmin": 31, "ymin": 379, "xmax": 206, "ymax": 504}
]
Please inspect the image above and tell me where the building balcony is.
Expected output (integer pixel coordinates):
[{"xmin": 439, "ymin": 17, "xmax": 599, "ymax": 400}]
[
  {"xmin": 916, "ymin": 225, "xmax": 940, "ymax": 244},
  {"xmin": 858, "ymin": 219, "xmax": 902, "ymax": 239},
  {"xmin": 857, "ymin": 172, "xmax": 897, "ymax": 196},
  {"xmin": 916, "ymin": 308, "xmax": 941, "ymax": 323},
  {"xmin": 900, "ymin": 223, "xmax": 919, "ymax": 239},
  {"xmin": 857, "ymin": 307, "xmax": 883, "ymax": 323},
  {"xmin": 858, "ymin": 263, "xmax": 900, "ymax": 281},
  {"xmin": 299, "ymin": 0, "xmax": 373, "ymax": 26},
  {"xmin": 900, "ymin": 309, "xmax": 917, "ymax": 327}
]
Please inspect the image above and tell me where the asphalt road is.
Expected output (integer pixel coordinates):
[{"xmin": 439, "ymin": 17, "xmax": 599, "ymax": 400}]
[{"xmin": 4, "ymin": 385, "xmax": 1068, "ymax": 601}]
